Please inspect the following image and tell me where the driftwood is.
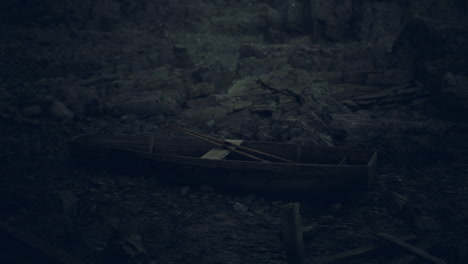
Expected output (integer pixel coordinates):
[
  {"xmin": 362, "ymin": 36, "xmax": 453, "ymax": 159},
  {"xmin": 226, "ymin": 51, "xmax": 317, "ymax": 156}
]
[
  {"xmin": 312, "ymin": 235, "xmax": 418, "ymax": 264},
  {"xmin": 376, "ymin": 233, "xmax": 446, "ymax": 264},
  {"xmin": 389, "ymin": 241, "xmax": 434, "ymax": 264},
  {"xmin": 282, "ymin": 203, "xmax": 304, "ymax": 264},
  {"xmin": 0, "ymin": 221, "xmax": 86, "ymax": 264}
]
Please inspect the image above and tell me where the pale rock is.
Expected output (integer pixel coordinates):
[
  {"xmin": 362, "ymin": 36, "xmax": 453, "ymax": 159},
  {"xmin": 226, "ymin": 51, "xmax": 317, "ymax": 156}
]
[{"xmin": 49, "ymin": 100, "xmax": 74, "ymax": 120}]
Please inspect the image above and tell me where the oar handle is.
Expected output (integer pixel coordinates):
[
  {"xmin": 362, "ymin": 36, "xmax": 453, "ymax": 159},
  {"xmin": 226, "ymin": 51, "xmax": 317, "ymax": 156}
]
[
  {"xmin": 166, "ymin": 122, "xmax": 295, "ymax": 163},
  {"xmin": 166, "ymin": 123, "xmax": 269, "ymax": 163}
]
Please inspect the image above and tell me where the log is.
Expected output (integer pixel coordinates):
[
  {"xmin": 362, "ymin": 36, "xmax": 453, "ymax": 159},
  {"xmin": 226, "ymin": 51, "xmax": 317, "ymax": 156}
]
[
  {"xmin": 312, "ymin": 235, "xmax": 418, "ymax": 264},
  {"xmin": 376, "ymin": 233, "xmax": 446, "ymax": 264},
  {"xmin": 282, "ymin": 203, "xmax": 304, "ymax": 264}
]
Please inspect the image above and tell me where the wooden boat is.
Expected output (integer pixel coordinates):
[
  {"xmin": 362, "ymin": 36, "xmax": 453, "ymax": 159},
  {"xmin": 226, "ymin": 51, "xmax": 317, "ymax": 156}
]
[{"xmin": 69, "ymin": 134, "xmax": 378, "ymax": 194}]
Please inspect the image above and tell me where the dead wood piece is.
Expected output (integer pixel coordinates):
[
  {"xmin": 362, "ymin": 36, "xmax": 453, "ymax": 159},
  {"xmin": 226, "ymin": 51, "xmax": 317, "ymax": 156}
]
[
  {"xmin": 376, "ymin": 233, "xmax": 446, "ymax": 264},
  {"xmin": 312, "ymin": 235, "xmax": 418, "ymax": 264},
  {"xmin": 0, "ymin": 221, "xmax": 86, "ymax": 264},
  {"xmin": 282, "ymin": 203, "xmax": 304, "ymax": 264},
  {"xmin": 389, "ymin": 241, "xmax": 434, "ymax": 264}
]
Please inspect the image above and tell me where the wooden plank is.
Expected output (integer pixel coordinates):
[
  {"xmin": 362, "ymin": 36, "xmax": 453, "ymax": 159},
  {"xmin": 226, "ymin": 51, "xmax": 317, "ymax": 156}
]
[
  {"xmin": 281, "ymin": 203, "xmax": 304, "ymax": 264},
  {"xmin": 0, "ymin": 221, "xmax": 86, "ymax": 264},
  {"xmin": 312, "ymin": 235, "xmax": 418, "ymax": 264},
  {"xmin": 201, "ymin": 140, "xmax": 243, "ymax": 160},
  {"xmin": 376, "ymin": 233, "xmax": 446, "ymax": 264},
  {"xmin": 201, "ymin": 148, "xmax": 231, "ymax": 160}
]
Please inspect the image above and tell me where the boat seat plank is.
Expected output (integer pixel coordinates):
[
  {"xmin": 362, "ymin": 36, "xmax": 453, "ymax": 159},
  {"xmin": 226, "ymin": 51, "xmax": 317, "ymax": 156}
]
[{"xmin": 201, "ymin": 139, "xmax": 243, "ymax": 160}]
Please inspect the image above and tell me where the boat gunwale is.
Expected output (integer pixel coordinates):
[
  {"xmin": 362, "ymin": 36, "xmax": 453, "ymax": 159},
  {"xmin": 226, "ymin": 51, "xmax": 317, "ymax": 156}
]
[{"xmin": 70, "ymin": 134, "xmax": 377, "ymax": 169}]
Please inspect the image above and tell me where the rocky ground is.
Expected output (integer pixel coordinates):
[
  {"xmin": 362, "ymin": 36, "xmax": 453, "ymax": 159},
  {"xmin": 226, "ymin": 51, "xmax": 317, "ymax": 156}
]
[{"xmin": 1, "ymin": 0, "xmax": 468, "ymax": 263}]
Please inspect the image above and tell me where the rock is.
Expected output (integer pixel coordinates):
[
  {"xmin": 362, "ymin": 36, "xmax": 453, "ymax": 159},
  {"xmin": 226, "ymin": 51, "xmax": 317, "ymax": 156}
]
[
  {"xmin": 191, "ymin": 83, "xmax": 216, "ymax": 98},
  {"xmin": 284, "ymin": 0, "xmax": 305, "ymax": 32},
  {"xmin": 181, "ymin": 106, "xmax": 231, "ymax": 123},
  {"xmin": 239, "ymin": 43, "xmax": 268, "ymax": 59},
  {"xmin": 180, "ymin": 186, "xmax": 190, "ymax": 196},
  {"xmin": 205, "ymin": 120, "xmax": 215, "ymax": 129},
  {"xmin": 302, "ymin": 223, "xmax": 319, "ymax": 240},
  {"xmin": 21, "ymin": 105, "xmax": 42, "ymax": 117},
  {"xmin": 413, "ymin": 215, "xmax": 441, "ymax": 233},
  {"xmin": 344, "ymin": 71, "xmax": 369, "ymax": 85},
  {"xmin": 49, "ymin": 100, "xmax": 74, "ymax": 120},
  {"xmin": 186, "ymin": 94, "xmax": 229, "ymax": 110},
  {"xmin": 233, "ymin": 202, "xmax": 248, "ymax": 213},
  {"xmin": 316, "ymin": 71, "xmax": 344, "ymax": 85},
  {"xmin": 389, "ymin": 192, "xmax": 409, "ymax": 213},
  {"xmin": 265, "ymin": 7, "xmax": 284, "ymax": 30},
  {"xmin": 309, "ymin": 0, "xmax": 354, "ymax": 41},
  {"xmin": 173, "ymin": 45, "xmax": 194, "ymax": 68},
  {"xmin": 121, "ymin": 114, "xmax": 137, "ymax": 123},
  {"xmin": 366, "ymin": 71, "xmax": 412, "ymax": 87}
]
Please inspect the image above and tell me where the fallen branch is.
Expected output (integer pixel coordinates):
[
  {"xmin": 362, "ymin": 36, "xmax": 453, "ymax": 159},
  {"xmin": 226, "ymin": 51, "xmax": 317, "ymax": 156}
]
[
  {"xmin": 376, "ymin": 233, "xmax": 446, "ymax": 264},
  {"xmin": 389, "ymin": 241, "xmax": 434, "ymax": 264},
  {"xmin": 312, "ymin": 235, "xmax": 418, "ymax": 264}
]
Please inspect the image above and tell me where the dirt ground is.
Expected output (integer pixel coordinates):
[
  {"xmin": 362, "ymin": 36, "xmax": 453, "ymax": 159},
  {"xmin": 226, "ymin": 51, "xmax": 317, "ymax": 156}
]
[{"xmin": 1, "ymin": 1, "xmax": 468, "ymax": 264}]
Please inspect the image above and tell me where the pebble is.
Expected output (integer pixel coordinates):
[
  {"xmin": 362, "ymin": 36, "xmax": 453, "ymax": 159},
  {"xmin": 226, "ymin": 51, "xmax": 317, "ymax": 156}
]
[
  {"xmin": 180, "ymin": 186, "xmax": 190, "ymax": 196},
  {"xmin": 49, "ymin": 100, "xmax": 74, "ymax": 120},
  {"xmin": 233, "ymin": 202, "xmax": 248, "ymax": 213}
]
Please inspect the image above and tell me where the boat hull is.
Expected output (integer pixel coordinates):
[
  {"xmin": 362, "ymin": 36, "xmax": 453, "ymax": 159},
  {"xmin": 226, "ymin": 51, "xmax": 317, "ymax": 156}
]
[{"xmin": 69, "ymin": 134, "xmax": 378, "ymax": 193}]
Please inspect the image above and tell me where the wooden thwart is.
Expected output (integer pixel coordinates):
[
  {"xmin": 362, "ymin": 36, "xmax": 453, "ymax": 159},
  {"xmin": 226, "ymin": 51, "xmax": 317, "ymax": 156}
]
[{"xmin": 201, "ymin": 140, "xmax": 243, "ymax": 160}]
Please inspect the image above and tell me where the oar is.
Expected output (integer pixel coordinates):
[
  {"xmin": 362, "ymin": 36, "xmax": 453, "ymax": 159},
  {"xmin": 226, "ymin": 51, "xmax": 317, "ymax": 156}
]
[
  {"xmin": 166, "ymin": 123, "xmax": 269, "ymax": 162},
  {"xmin": 166, "ymin": 123, "xmax": 295, "ymax": 163}
]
